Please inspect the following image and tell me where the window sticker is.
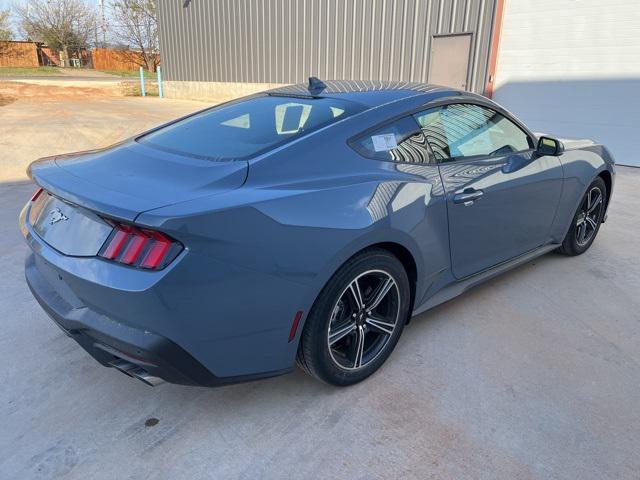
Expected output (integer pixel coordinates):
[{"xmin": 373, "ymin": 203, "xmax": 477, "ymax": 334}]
[{"xmin": 371, "ymin": 133, "xmax": 398, "ymax": 152}]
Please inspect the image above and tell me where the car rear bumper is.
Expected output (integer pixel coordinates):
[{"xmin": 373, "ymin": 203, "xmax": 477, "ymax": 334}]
[
  {"xmin": 19, "ymin": 189, "xmax": 317, "ymax": 387},
  {"xmin": 25, "ymin": 252, "xmax": 290, "ymax": 387}
]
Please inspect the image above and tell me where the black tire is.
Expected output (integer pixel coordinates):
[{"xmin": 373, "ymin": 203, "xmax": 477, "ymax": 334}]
[
  {"xmin": 558, "ymin": 176, "xmax": 607, "ymax": 256},
  {"xmin": 296, "ymin": 248, "xmax": 411, "ymax": 386}
]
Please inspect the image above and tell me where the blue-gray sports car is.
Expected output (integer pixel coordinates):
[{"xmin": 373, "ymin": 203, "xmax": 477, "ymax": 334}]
[{"xmin": 19, "ymin": 79, "xmax": 615, "ymax": 387}]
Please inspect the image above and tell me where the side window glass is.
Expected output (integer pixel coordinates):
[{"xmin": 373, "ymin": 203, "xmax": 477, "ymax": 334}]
[
  {"xmin": 414, "ymin": 109, "xmax": 450, "ymax": 161},
  {"xmin": 350, "ymin": 116, "xmax": 432, "ymax": 164},
  {"xmin": 415, "ymin": 104, "xmax": 532, "ymax": 162}
]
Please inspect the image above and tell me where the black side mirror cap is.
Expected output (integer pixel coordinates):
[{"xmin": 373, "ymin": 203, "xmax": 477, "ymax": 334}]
[{"xmin": 536, "ymin": 136, "xmax": 565, "ymax": 156}]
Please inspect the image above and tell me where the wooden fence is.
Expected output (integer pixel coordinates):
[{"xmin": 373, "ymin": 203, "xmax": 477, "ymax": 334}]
[
  {"xmin": 92, "ymin": 48, "xmax": 147, "ymax": 71},
  {"xmin": 0, "ymin": 41, "xmax": 40, "ymax": 68},
  {"xmin": 0, "ymin": 44, "xmax": 153, "ymax": 71}
]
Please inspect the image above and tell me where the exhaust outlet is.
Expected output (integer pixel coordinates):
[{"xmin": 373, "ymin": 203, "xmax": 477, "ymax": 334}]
[
  {"xmin": 110, "ymin": 359, "xmax": 165, "ymax": 386},
  {"xmin": 130, "ymin": 368, "xmax": 165, "ymax": 387}
]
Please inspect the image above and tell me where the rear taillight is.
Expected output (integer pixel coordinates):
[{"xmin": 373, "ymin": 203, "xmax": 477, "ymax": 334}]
[
  {"xmin": 31, "ymin": 187, "xmax": 44, "ymax": 202},
  {"xmin": 99, "ymin": 221, "xmax": 182, "ymax": 270}
]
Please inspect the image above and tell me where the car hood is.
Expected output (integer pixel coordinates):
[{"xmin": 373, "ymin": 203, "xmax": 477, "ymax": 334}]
[{"xmin": 28, "ymin": 141, "xmax": 249, "ymax": 222}]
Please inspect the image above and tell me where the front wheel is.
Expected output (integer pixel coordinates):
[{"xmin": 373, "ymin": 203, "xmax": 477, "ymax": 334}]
[
  {"xmin": 558, "ymin": 176, "xmax": 607, "ymax": 256},
  {"xmin": 296, "ymin": 248, "xmax": 411, "ymax": 386}
]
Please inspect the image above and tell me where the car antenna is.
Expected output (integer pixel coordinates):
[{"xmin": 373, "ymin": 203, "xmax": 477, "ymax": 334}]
[{"xmin": 308, "ymin": 76, "xmax": 327, "ymax": 96}]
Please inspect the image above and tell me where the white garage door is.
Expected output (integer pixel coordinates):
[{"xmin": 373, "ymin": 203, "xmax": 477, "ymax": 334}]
[{"xmin": 493, "ymin": 0, "xmax": 640, "ymax": 167}]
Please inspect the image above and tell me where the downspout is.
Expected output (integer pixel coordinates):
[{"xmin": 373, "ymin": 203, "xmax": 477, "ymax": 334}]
[{"xmin": 485, "ymin": 0, "xmax": 506, "ymax": 98}]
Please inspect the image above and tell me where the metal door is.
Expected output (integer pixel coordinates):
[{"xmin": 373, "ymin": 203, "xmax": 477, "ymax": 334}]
[{"xmin": 429, "ymin": 34, "xmax": 472, "ymax": 90}]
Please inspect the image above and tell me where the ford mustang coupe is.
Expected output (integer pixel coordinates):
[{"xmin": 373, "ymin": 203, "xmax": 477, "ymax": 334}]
[{"xmin": 20, "ymin": 79, "xmax": 615, "ymax": 387}]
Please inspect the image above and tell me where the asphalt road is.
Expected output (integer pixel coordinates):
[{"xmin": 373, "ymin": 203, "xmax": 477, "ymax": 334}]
[{"xmin": 1, "ymin": 167, "xmax": 639, "ymax": 479}]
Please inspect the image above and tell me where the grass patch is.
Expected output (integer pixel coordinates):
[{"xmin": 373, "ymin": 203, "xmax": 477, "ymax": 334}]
[
  {"xmin": 0, "ymin": 66, "xmax": 64, "ymax": 77},
  {"xmin": 99, "ymin": 69, "xmax": 157, "ymax": 79},
  {"xmin": 120, "ymin": 80, "xmax": 159, "ymax": 97}
]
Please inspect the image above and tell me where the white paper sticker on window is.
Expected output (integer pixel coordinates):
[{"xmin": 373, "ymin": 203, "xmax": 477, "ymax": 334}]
[{"xmin": 371, "ymin": 133, "xmax": 398, "ymax": 152}]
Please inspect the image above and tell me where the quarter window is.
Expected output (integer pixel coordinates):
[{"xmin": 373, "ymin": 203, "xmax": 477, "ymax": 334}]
[
  {"xmin": 414, "ymin": 104, "xmax": 532, "ymax": 161},
  {"xmin": 350, "ymin": 116, "xmax": 432, "ymax": 164}
]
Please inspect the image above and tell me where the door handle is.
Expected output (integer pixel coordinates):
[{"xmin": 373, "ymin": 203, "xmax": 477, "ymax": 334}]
[{"xmin": 453, "ymin": 188, "xmax": 484, "ymax": 206}]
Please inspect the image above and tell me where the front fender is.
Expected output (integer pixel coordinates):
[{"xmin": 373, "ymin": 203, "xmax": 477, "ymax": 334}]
[{"xmin": 551, "ymin": 145, "xmax": 615, "ymax": 241}]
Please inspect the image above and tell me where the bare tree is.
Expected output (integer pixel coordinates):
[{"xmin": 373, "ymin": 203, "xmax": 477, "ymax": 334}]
[
  {"xmin": 0, "ymin": 9, "xmax": 13, "ymax": 41},
  {"xmin": 109, "ymin": 0, "xmax": 159, "ymax": 72},
  {"xmin": 14, "ymin": 0, "xmax": 97, "ymax": 66},
  {"xmin": 0, "ymin": 9, "xmax": 13, "ymax": 58}
]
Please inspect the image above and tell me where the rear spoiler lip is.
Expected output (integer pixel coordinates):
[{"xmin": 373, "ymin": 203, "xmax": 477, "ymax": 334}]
[{"xmin": 30, "ymin": 162, "xmax": 154, "ymax": 223}]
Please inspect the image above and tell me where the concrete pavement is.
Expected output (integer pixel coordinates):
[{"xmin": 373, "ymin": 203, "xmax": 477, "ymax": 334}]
[{"xmin": 1, "ymin": 168, "xmax": 639, "ymax": 479}]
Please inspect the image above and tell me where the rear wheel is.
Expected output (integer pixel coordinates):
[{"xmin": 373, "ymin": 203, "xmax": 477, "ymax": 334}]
[
  {"xmin": 558, "ymin": 176, "xmax": 607, "ymax": 256},
  {"xmin": 296, "ymin": 248, "xmax": 410, "ymax": 386}
]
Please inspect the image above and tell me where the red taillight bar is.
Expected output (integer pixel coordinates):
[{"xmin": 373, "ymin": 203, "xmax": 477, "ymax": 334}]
[
  {"xmin": 99, "ymin": 221, "xmax": 181, "ymax": 270},
  {"xmin": 101, "ymin": 227, "xmax": 130, "ymax": 260},
  {"xmin": 31, "ymin": 187, "xmax": 44, "ymax": 202},
  {"xmin": 120, "ymin": 228, "xmax": 149, "ymax": 265},
  {"xmin": 140, "ymin": 230, "xmax": 173, "ymax": 269}
]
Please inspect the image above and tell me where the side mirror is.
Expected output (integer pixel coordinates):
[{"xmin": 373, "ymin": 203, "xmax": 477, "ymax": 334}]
[{"xmin": 536, "ymin": 136, "xmax": 564, "ymax": 156}]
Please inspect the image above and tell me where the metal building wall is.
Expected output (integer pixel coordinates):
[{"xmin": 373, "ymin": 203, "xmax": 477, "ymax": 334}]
[{"xmin": 157, "ymin": 0, "xmax": 497, "ymax": 94}]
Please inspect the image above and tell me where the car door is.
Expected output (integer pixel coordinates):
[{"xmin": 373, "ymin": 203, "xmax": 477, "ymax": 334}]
[{"xmin": 414, "ymin": 102, "xmax": 563, "ymax": 279}]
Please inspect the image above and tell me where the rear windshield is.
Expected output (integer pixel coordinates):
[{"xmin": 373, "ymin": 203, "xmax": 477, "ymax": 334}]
[{"xmin": 138, "ymin": 95, "xmax": 365, "ymax": 160}]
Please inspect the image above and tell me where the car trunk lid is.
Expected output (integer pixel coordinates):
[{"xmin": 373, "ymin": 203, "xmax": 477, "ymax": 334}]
[
  {"xmin": 28, "ymin": 190, "xmax": 114, "ymax": 256},
  {"xmin": 29, "ymin": 141, "xmax": 249, "ymax": 223}
]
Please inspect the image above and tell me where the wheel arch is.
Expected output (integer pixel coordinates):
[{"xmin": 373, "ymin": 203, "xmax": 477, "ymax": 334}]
[
  {"xmin": 297, "ymin": 235, "xmax": 422, "ymax": 346},
  {"xmin": 597, "ymin": 169, "xmax": 613, "ymax": 211},
  {"xmin": 368, "ymin": 242, "xmax": 418, "ymax": 320}
]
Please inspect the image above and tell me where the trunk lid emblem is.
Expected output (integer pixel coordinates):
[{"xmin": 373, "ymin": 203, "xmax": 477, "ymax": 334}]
[{"xmin": 49, "ymin": 208, "xmax": 69, "ymax": 225}]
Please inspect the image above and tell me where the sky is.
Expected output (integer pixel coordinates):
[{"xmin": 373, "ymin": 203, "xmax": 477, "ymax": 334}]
[
  {"xmin": 1, "ymin": 0, "xmax": 102, "ymax": 8},
  {"xmin": 1, "ymin": 0, "xmax": 105, "ymax": 38}
]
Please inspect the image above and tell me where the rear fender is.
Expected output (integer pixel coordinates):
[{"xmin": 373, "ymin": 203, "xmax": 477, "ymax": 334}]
[{"xmin": 295, "ymin": 227, "xmax": 427, "ymax": 326}]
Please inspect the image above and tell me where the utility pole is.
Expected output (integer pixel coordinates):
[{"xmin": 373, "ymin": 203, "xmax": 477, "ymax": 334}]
[{"xmin": 99, "ymin": 0, "xmax": 106, "ymax": 47}]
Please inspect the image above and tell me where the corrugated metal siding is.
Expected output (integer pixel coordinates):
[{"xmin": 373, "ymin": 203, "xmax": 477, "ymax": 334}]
[{"xmin": 157, "ymin": 0, "xmax": 497, "ymax": 93}]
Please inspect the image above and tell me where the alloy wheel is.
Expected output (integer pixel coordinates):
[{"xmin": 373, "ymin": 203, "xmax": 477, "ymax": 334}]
[
  {"xmin": 575, "ymin": 186, "xmax": 604, "ymax": 246},
  {"xmin": 327, "ymin": 270, "xmax": 401, "ymax": 370}
]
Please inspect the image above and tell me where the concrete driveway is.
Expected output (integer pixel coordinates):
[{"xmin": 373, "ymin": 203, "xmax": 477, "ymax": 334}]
[{"xmin": 1, "ymin": 86, "xmax": 639, "ymax": 479}]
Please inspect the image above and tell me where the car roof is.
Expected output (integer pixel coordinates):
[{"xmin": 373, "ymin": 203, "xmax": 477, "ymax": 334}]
[{"xmin": 267, "ymin": 80, "xmax": 472, "ymax": 108}]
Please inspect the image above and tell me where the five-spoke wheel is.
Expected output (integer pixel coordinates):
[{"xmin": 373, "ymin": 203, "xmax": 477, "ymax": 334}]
[
  {"xmin": 575, "ymin": 186, "xmax": 604, "ymax": 246},
  {"xmin": 559, "ymin": 176, "xmax": 607, "ymax": 256},
  {"xmin": 327, "ymin": 270, "xmax": 400, "ymax": 370},
  {"xmin": 296, "ymin": 248, "xmax": 410, "ymax": 386}
]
